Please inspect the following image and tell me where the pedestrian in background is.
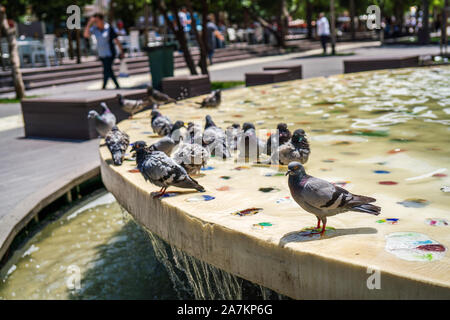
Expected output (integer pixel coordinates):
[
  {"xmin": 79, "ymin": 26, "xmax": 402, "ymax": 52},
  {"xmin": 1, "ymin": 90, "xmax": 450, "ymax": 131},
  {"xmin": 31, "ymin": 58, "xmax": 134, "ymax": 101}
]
[
  {"xmin": 206, "ymin": 14, "xmax": 224, "ymax": 65},
  {"xmin": 317, "ymin": 12, "xmax": 330, "ymax": 54},
  {"xmin": 84, "ymin": 13, "xmax": 124, "ymax": 89}
]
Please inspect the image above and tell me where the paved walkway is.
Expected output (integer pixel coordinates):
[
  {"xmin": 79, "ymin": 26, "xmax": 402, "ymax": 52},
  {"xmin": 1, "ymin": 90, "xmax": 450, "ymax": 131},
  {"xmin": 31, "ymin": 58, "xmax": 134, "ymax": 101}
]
[{"xmin": 0, "ymin": 41, "xmax": 443, "ymax": 261}]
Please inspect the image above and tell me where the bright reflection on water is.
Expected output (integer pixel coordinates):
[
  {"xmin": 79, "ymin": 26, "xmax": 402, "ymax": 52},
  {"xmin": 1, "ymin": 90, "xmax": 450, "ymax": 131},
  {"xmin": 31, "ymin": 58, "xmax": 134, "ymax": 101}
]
[{"xmin": 0, "ymin": 191, "xmax": 178, "ymax": 299}]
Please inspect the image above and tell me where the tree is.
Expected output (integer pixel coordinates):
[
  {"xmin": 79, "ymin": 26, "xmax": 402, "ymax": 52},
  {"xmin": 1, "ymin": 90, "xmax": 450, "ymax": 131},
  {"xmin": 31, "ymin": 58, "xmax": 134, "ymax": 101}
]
[{"xmin": 0, "ymin": 5, "xmax": 25, "ymax": 99}]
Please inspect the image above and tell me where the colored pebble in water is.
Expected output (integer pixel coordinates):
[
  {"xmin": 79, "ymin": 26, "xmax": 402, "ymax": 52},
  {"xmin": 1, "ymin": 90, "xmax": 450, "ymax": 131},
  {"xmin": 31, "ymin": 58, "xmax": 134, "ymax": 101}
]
[
  {"xmin": 160, "ymin": 192, "xmax": 179, "ymax": 198},
  {"xmin": 201, "ymin": 166, "xmax": 214, "ymax": 171},
  {"xmin": 185, "ymin": 195, "xmax": 215, "ymax": 202},
  {"xmin": 128, "ymin": 169, "xmax": 140, "ymax": 173},
  {"xmin": 397, "ymin": 198, "xmax": 429, "ymax": 208},
  {"xmin": 376, "ymin": 218, "xmax": 399, "ymax": 225},
  {"xmin": 220, "ymin": 176, "xmax": 231, "ymax": 180},
  {"xmin": 258, "ymin": 187, "xmax": 280, "ymax": 193},
  {"xmin": 424, "ymin": 218, "xmax": 449, "ymax": 227},
  {"xmin": 234, "ymin": 166, "xmax": 251, "ymax": 171},
  {"xmin": 322, "ymin": 159, "xmax": 337, "ymax": 163},
  {"xmin": 252, "ymin": 222, "xmax": 273, "ymax": 230},
  {"xmin": 388, "ymin": 148, "xmax": 406, "ymax": 154},
  {"xmin": 390, "ymin": 138, "xmax": 413, "ymax": 143},
  {"xmin": 432, "ymin": 173, "xmax": 447, "ymax": 178},
  {"xmin": 416, "ymin": 244, "xmax": 446, "ymax": 252},
  {"xmin": 379, "ymin": 181, "xmax": 398, "ymax": 185},
  {"xmin": 216, "ymin": 186, "xmax": 231, "ymax": 191},
  {"xmin": 232, "ymin": 208, "xmax": 263, "ymax": 217},
  {"xmin": 374, "ymin": 170, "xmax": 390, "ymax": 174}
]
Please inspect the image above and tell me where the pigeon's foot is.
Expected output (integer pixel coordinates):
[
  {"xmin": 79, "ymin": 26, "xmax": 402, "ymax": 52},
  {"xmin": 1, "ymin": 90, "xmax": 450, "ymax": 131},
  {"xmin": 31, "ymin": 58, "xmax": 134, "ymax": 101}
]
[{"xmin": 152, "ymin": 187, "xmax": 167, "ymax": 198}]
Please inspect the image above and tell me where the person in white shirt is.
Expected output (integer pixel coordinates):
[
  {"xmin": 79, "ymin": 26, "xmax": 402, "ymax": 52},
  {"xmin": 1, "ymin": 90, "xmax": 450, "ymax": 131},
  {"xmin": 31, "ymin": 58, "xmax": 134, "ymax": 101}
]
[{"xmin": 317, "ymin": 12, "xmax": 330, "ymax": 54}]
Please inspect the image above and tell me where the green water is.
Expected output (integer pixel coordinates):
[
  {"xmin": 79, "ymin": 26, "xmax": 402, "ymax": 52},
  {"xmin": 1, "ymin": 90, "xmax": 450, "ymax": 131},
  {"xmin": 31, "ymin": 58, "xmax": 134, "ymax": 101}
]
[{"xmin": 0, "ymin": 191, "xmax": 178, "ymax": 299}]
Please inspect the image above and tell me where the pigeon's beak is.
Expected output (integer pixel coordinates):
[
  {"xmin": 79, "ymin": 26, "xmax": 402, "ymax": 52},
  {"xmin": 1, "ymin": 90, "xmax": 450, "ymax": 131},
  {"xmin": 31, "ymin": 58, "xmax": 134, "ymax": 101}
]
[
  {"xmin": 285, "ymin": 170, "xmax": 291, "ymax": 176},
  {"xmin": 130, "ymin": 145, "xmax": 136, "ymax": 152}
]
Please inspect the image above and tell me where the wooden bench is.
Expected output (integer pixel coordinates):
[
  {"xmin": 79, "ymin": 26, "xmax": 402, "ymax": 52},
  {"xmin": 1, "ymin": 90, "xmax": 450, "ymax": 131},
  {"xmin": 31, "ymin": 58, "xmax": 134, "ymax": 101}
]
[
  {"xmin": 263, "ymin": 64, "xmax": 303, "ymax": 80},
  {"xmin": 161, "ymin": 74, "xmax": 211, "ymax": 100},
  {"xmin": 245, "ymin": 70, "xmax": 292, "ymax": 87},
  {"xmin": 21, "ymin": 89, "xmax": 148, "ymax": 140},
  {"xmin": 343, "ymin": 56, "xmax": 420, "ymax": 73}
]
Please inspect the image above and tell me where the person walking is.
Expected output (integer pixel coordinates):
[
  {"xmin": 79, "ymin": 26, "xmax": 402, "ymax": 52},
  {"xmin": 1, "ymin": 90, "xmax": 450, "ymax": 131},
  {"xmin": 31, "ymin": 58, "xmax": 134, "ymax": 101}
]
[
  {"xmin": 84, "ymin": 13, "xmax": 124, "ymax": 89},
  {"xmin": 206, "ymin": 14, "xmax": 224, "ymax": 65},
  {"xmin": 317, "ymin": 12, "xmax": 330, "ymax": 54}
]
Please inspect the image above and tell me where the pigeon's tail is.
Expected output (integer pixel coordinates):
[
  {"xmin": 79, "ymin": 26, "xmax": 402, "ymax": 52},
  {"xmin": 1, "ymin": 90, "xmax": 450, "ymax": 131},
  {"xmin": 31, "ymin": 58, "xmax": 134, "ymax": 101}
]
[{"xmin": 352, "ymin": 203, "xmax": 381, "ymax": 215}]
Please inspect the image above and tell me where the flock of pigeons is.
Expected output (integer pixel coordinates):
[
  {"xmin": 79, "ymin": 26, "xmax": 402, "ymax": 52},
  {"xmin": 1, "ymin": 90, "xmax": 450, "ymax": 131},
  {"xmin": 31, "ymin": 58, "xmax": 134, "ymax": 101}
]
[{"xmin": 89, "ymin": 87, "xmax": 381, "ymax": 236}]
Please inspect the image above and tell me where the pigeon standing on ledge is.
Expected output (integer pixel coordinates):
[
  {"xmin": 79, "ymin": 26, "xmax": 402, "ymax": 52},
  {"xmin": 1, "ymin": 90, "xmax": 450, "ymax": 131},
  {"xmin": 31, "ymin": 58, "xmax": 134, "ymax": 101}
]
[
  {"xmin": 196, "ymin": 89, "xmax": 221, "ymax": 108},
  {"xmin": 148, "ymin": 120, "xmax": 185, "ymax": 156},
  {"xmin": 266, "ymin": 123, "xmax": 292, "ymax": 156},
  {"xmin": 88, "ymin": 102, "xmax": 116, "ymax": 137},
  {"xmin": 267, "ymin": 129, "xmax": 310, "ymax": 165},
  {"xmin": 237, "ymin": 122, "xmax": 266, "ymax": 161},
  {"xmin": 287, "ymin": 162, "xmax": 381, "ymax": 236},
  {"xmin": 117, "ymin": 94, "xmax": 151, "ymax": 118},
  {"xmin": 147, "ymin": 85, "xmax": 177, "ymax": 105},
  {"xmin": 105, "ymin": 126, "xmax": 130, "ymax": 165},
  {"xmin": 202, "ymin": 115, "xmax": 230, "ymax": 159},
  {"xmin": 131, "ymin": 141, "xmax": 205, "ymax": 197},
  {"xmin": 151, "ymin": 110, "xmax": 173, "ymax": 136},
  {"xmin": 173, "ymin": 140, "xmax": 210, "ymax": 175}
]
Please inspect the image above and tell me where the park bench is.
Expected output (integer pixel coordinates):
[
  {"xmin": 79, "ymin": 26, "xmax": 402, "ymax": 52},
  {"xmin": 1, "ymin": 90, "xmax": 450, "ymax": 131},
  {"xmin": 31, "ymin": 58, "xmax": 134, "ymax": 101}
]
[
  {"xmin": 263, "ymin": 63, "xmax": 303, "ymax": 80},
  {"xmin": 161, "ymin": 74, "xmax": 211, "ymax": 100},
  {"xmin": 343, "ymin": 55, "xmax": 419, "ymax": 73},
  {"xmin": 21, "ymin": 89, "xmax": 148, "ymax": 140},
  {"xmin": 245, "ymin": 69, "xmax": 292, "ymax": 87}
]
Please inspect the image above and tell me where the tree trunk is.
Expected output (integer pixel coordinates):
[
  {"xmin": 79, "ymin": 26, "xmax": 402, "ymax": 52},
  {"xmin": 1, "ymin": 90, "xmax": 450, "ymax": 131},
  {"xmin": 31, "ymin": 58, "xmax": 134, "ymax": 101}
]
[
  {"xmin": 144, "ymin": 2, "xmax": 149, "ymax": 47},
  {"xmin": 278, "ymin": 0, "xmax": 288, "ymax": 48},
  {"xmin": 158, "ymin": 0, "xmax": 197, "ymax": 75},
  {"xmin": 350, "ymin": 0, "xmax": 355, "ymax": 40},
  {"xmin": 418, "ymin": 0, "xmax": 430, "ymax": 44},
  {"xmin": 68, "ymin": 29, "xmax": 74, "ymax": 59},
  {"xmin": 0, "ymin": 6, "xmax": 25, "ymax": 99},
  {"xmin": 441, "ymin": 0, "xmax": 448, "ymax": 55},
  {"xmin": 185, "ymin": 0, "xmax": 208, "ymax": 74},
  {"xmin": 75, "ymin": 29, "xmax": 81, "ymax": 64},
  {"xmin": 306, "ymin": 0, "xmax": 313, "ymax": 39},
  {"xmin": 330, "ymin": 0, "xmax": 336, "ymax": 55}
]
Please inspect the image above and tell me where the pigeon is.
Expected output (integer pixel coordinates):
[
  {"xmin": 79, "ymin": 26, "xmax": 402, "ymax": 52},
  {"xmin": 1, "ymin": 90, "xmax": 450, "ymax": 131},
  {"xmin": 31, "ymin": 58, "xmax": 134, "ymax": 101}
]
[
  {"xmin": 131, "ymin": 141, "xmax": 205, "ymax": 197},
  {"xmin": 147, "ymin": 85, "xmax": 176, "ymax": 104},
  {"xmin": 196, "ymin": 89, "xmax": 221, "ymax": 108},
  {"xmin": 266, "ymin": 123, "xmax": 292, "ymax": 156},
  {"xmin": 88, "ymin": 102, "xmax": 116, "ymax": 137},
  {"xmin": 105, "ymin": 126, "xmax": 130, "ymax": 165},
  {"xmin": 225, "ymin": 123, "xmax": 241, "ymax": 151},
  {"xmin": 266, "ymin": 129, "xmax": 310, "ymax": 165},
  {"xmin": 184, "ymin": 122, "xmax": 203, "ymax": 145},
  {"xmin": 148, "ymin": 120, "xmax": 185, "ymax": 156},
  {"xmin": 202, "ymin": 115, "xmax": 230, "ymax": 159},
  {"xmin": 287, "ymin": 162, "xmax": 381, "ymax": 236},
  {"xmin": 117, "ymin": 93, "xmax": 151, "ymax": 118},
  {"xmin": 151, "ymin": 110, "xmax": 173, "ymax": 136},
  {"xmin": 173, "ymin": 140, "xmax": 210, "ymax": 175},
  {"xmin": 237, "ymin": 122, "xmax": 266, "ymax": 161}
]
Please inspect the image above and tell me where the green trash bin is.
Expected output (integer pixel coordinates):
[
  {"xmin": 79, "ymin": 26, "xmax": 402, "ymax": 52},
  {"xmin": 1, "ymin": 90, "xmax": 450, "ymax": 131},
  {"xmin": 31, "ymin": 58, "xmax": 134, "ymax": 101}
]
[{"xmin": 145, "ymin": 44, "xmax": 176, "ymax": 90}]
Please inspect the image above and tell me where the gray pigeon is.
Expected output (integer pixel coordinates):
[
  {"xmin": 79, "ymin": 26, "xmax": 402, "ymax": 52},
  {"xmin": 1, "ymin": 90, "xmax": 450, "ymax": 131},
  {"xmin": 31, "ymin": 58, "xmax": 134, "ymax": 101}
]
[
  {"xmin": 117, "ymin": 93, "xmax": 151, "ymax": 118},
  {"xmin": 151, "ymin": 110, "xmax": 173, "ymax": 136},
  {"xmin": 266, "ymin": 123, "xmax": 292, "ymax": 156},
  {"xmin": 147, "ymin": 85, "xmax": 176, "ymax": 104},
  {"xmin": 105, "ymin": 126, "xmax": 130, "ymax": 165},
  {"xmin": 196, "ymin": 89, "xmax": 221, "ymax": 108},
  {"xmin": 266, "ymin": 129, "xmax": 310, "ymax": 165},
  {"xmin": 148, "ymin": 120, "xmax": 185, "ymax": 156},
  {"xmin": 225, "ymin": 123, "xmax": 241, "ymax": 151},
  {"xmin": 88, "ymin": 102, "xmax": 116, "ymax": 137},
  {"xmin": 173, "ymin": 140, "xmax": 210, "ymax": 175},
  {"xmin": 237, "ymin": 122, "xmax": 266, "ymax": 161},
  {"xmin": 202, "ymin": 115, "xmax": 231, "ymax": 159},
  {"xmin": 287, "ymin": 162, "xmax": 381, "ymax": 236},
  {"xmin": 131, "ymin": 141, "xmax": 205, "ymax": 197},
  {"xmin": 184, "ymin": 122, "xmax": 203, "ymax": 145}
]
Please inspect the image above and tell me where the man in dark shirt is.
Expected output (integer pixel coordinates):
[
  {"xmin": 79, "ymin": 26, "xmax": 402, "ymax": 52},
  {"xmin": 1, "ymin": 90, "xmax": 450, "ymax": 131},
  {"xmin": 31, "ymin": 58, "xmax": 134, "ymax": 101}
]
[{"xmin": 206, "ymin": 14, "xmax": 224, "ymax": 65}]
